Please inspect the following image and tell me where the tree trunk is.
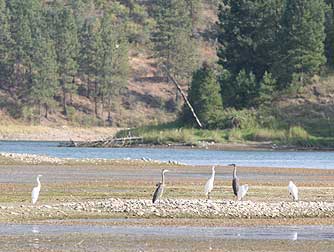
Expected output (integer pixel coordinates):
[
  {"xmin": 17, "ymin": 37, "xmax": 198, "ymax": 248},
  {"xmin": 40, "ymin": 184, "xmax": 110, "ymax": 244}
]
[
  {"xmin": 162, "ymin": 65, "xmax": 203, "ymax": 128},
  {"xmin": 87, "ymin": 76, "xmax": 91, "ymax": 98},
  {"xmin": 94, "ymin": 81, "xmax": 98, "ymax": 117},
  {"xmin": 107, "ymin": 96, "xmax": 112, "ymax": 126},
  {"xmin": 45, "ymin": 104, "xmax": 48, "ymax": 119},
  {"xmin": 62, "ymin": 79, "xmax": 67, "ymax": 116}
]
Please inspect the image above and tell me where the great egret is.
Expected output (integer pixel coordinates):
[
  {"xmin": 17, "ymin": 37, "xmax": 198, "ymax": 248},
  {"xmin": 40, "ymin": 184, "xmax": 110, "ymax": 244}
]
[
  {"xmin": 230, "ymin": 164, "xmax": 239, "ymax": 197},
  {"xmin": 204, "ymin": 166, "xmax": 215, "ymax": 199},
  {"xmin": 31, "ymin": 175, "xmax": 42, "ymax": 204},
  {"xmin": 237, "ymin": 184, "xmax": 249, "ymax": 201},
  {"xmin": 288, "ymin": 181, "xmax": 298, "ymax": 201},
  {"xmin": 152, "ymin": 169, "xmax": 169, "ymax": 204}
]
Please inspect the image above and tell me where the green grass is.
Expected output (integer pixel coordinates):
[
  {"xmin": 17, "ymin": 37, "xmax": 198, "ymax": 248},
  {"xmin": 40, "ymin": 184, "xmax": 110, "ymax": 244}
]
[{"xmin": 116, "ymin": 122, "xmax": 334, "ymax": 148}]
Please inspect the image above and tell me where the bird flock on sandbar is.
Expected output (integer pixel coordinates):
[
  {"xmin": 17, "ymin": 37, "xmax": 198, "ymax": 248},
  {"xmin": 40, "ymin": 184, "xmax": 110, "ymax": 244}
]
[
  {"xmin": 151, "ymin": 164, "xmax": 299, "ymax": 204},
  {"xmin": 30, "ymin": 164, "xmax": 299, "ymax": 205}
]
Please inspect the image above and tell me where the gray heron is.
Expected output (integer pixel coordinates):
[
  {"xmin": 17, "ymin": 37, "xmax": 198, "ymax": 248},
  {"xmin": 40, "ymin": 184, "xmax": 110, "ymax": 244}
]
[
  {"xmin": 31, "ymin": 175, "xmax": 42, "ymax": 204},
  {"xmin": 204, "ymin": 166, "xmax": 215, "ymax": 199},
  {"xmin": 152, "ymin": 169, "xmax": 169, "ymax": 203},
  {"xmin": 288, "ymin": 181, "xmax": 298, "ymax": 201},
  {"xmin": 230, "ymin": 164, "xmax": 239, "ymax": 197}
]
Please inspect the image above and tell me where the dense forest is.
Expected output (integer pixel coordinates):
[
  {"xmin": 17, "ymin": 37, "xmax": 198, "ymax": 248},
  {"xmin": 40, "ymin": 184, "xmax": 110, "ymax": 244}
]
[{"xmin": 0, "ymin": 0, "xmax": 334, "ymax": 134}]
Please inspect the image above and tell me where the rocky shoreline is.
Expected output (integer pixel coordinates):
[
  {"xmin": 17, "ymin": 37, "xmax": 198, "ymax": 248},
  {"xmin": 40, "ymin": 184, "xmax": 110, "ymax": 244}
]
[
  {"xmin": 0, "ymin": 152, "xmax": 183, "ymax": 165},
  {"xmin": 2, "ymin": 199, "xmax": 334, "ymax": 220}
]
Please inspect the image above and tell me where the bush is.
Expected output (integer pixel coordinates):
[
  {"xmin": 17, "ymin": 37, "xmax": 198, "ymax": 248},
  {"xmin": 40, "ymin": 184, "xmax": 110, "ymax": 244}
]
[
  {"xmin": 288, "ymin": 126, "xmax": 310, "ymax": 140},
  {"xmin": 245, "ymin": 128, "xmax": 286, "ymax": 141},
  {"xmin": 207, "ymin": 108, "xmax": 258, "ymax": 130}
]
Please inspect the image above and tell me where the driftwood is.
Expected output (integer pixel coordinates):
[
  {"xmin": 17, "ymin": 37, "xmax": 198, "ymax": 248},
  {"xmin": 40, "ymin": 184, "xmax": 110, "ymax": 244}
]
[
  {"xmin": 61, "ymin": 136, "xmax": 144, "ymax": 148},
  {"xmin": 161, "ymin": 65, "xmax": 203, "ymax": 128}
]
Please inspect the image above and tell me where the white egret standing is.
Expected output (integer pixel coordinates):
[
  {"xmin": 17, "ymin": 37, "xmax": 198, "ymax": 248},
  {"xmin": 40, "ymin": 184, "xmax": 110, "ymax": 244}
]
[
  {"xmin": 237, "ymin": 184, "xmax": 249, "ymax": 201},
  {"xmin": 288, "ymin": 181, "xmax": 298, "ymax": 201},
  {"xmin": 152, "ymin": 169, "xmax": 169, "ymax": 204},
  {"xmin": 31, "ymin": 175, "xmax": 42, "ymax": 204},
  {"xmin": 204, "ymin": 166, "xmax": 215, "ymax": 199}
]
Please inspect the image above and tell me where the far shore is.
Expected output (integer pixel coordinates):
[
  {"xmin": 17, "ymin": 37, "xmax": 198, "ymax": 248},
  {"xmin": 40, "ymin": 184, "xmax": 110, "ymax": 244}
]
[{"xmin": 1, "ymin": 124, "xmax": 334, "ymax": 151}]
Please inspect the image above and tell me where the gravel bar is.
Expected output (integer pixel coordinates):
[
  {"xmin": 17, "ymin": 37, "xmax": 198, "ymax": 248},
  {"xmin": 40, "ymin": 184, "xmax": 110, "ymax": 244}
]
[{"xmin": 1, "ymin": 199, "xmax": 334, "ymax": 219}]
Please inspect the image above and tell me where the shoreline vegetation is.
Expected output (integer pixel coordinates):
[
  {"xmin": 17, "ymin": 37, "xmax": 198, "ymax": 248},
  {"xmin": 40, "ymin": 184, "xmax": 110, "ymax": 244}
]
[
  {"xmin": 1, "ymin": 123, "xmax": 334, "ymax": 151},
  {"xmin": 73, "ymin": 122, "xmax": 334, "ymax": 151}
]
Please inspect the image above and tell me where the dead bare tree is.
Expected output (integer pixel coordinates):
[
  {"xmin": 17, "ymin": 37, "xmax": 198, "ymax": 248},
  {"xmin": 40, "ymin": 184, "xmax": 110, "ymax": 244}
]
[{"xmin": 161, "ymin": 65, "xmax": 203, "ymax": 128}]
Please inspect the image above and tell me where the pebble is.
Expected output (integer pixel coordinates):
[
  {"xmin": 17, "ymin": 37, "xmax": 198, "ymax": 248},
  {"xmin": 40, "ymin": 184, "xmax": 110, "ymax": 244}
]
[{"xmin": 6, "ymin": 198, "xmax": 329, "ymax": 219}]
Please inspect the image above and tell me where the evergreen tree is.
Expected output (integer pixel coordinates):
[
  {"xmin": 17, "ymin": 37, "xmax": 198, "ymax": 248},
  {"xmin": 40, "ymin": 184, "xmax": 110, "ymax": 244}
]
[
  {"xmin": 217, "ymin": 0, "xmax": 284, "ymax": 109},
  {"xmin": 0, "ymin": 0, "xmax": 14, "ymax": 92},
  {"xmin": 217, "ymin": 0, "xmax": 284, "ymax": 80},
  {"xmin": 184, "ymin": 63, "xmax": 223, "ymax": 127},
  {"xmin": 152, "ymin": 0, "xmax": 198, "ymax": 81},
  {"xmin": 99, "ymin": 11, "xmax": 129, "ymax": 123},
  {"xmin": 52, "ymin": 7, "xmax": 79, "ymax": 116},
  {"xmin": 79, "ymin": 17, "xmax": 102, "ymax": 115},
  {"xmin": 275, "ymin": 0, "xmax": 326, "ymax": 88},
  {"xmin": 324, "ymin": 0, "xmax": 334, "ymax": 65},
  {"xmin": 30, "ymin": 35, "xmax": 58, "ymax": 119},
  {"xmin": 7, "ymin": 0, "xmax": 42, "ymax": 100}
]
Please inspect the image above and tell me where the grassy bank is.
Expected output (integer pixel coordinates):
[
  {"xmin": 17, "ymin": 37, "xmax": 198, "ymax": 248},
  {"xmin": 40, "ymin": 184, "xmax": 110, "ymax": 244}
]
[{"xmin": 116, "ymin": 122, "xmax": 334, "ymax": 149}]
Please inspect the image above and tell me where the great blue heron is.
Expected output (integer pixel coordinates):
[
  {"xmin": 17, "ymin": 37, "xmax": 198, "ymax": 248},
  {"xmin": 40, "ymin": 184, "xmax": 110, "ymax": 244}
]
[
  {"xmin": 237, "ymin": 184, "xmax": 249, "ymax": 201},
  {"xmin": 152, "ymin": 169, "xmax": 169, "ymax": 204},
  {"xmin": 31, "ymin": 175, "xmax": 42, "ymax": 204},
  {"xmin": 204, "ymin": 166, "xmax": 215, "ymax": 199},
  {"xmin": 230, "ymin": 164, "xmax": 239, "ymax": 197},
  {"xmin": 288, "ymin": 181, "xmax": 298, "ymax": 201}
]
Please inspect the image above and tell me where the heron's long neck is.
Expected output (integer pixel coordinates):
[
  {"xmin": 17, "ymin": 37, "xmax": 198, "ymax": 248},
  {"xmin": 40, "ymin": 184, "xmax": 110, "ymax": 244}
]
[
  {"xmin": 233, "ymin": 167, "xmax": 237, "ymax": 178},
  {"xmin": 211, "ymin": 170, "xmax": 215, "ymax": 179},
  {"xmin": 161, "ymin": 172, "xmax": 166, "ymax": 185},
  {"xmin": 36, "ymin": 177, "xmax": 41, "ymax": 189}
]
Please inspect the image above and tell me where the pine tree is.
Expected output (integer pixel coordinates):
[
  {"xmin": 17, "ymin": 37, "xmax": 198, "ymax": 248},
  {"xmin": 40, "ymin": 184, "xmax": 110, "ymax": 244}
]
[
  {"xmin": 217, "ymin": 0, "xmax": 284, "ymax": 80},
  {"xmin": 152, "ymin": 0, "xmax": 198, "ymax": 81},
  {"xmin": 184, "ymin": 63, "xmax": 223, "ymax": 127},
  {"xmin": 30, "ymin": 35, "xmax": 58, "ymax": 119},
  {"xmin": 325, "ymin": 0, "xmax": 334, "ymax": 65},
  {"xmin": 52, "ymin": 7, "xmax": 79, "ymax": 116},
  {"xmin": 0, "ymin": 0, "xmax": 14, "ymax": 92},
  {"xmin": 275, "ymin": 0, "xmax": 326, "ymax": 88},
  {"xmin": 99, "ymin": 11, "xmax": 129, "ymax": 123},
  {"xmin": 7, "ymin": 0, "xmax": 42, "ymax": 100},
  {"xmin": 79, "ymin": 17, "xmax": 102, "ymax": 116}
]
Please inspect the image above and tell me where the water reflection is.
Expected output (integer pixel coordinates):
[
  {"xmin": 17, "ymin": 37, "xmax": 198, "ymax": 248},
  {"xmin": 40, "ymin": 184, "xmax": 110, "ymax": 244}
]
[
  {"xmin": 31, "ymin": 225, "xmax": 40, "ymax": 234},
  {"xmin": 291, "ymin": 231, "xmax": 298, "ymax": 241},
  {"xmin": 30, "ymin": 226, "xmax": 40, "ymax": 249},
  {"xmin": 0, "ymin": 223, "xmax": 333, "ymax": 241}
]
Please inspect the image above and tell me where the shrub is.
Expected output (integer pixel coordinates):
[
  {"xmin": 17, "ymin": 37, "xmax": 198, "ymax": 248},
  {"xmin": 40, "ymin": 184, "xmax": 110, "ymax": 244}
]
[{"xmin": 288, "ymin": 126, "xmax": 310, "ymax": 140}]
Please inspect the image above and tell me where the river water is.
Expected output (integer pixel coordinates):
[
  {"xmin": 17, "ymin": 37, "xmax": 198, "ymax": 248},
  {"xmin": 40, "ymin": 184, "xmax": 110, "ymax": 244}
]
[
  {"xmin": 1, "ymin": 223, "xmax": 334, "ymax": 241},
  {"xmin": 1, "ymin": 222, "xmax": 334, "ymax": 251},
  {"xmin": 0, "ymin": 141, "xmax": 334, "ymax": 169}
]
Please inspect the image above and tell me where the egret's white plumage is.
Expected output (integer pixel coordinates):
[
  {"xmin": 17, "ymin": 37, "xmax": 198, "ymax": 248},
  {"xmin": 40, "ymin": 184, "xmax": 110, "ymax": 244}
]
[
  {"xmin": 204, "ymin": 166, "xmax": 215, "ymax": 199},
  {"xmin": 31, "ymin": 175, "xmax": 42, "ymax": 204},
  {"xmin": 237, "ymin": 184, "xmax": 248, "ymax": 201},
  {"xmin": 288, "ymin": 181, "xmax": 298, "ymax": 201}
]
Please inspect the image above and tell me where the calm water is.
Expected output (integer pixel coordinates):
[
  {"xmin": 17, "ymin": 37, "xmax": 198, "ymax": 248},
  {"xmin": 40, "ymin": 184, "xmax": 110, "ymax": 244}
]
[
  {"xmin": 1, "ymin": 223, "xmax": 334, "ymax": 241},
  {"xmin": 0, "ymin": 141, "xmax": 334, "ymax": 169}
]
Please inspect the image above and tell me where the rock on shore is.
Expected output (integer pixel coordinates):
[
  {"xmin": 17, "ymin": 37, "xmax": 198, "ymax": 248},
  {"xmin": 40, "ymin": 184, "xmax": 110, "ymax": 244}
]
[{"xmin": 1, "ymin": 199, "xmax": 334, "ymax": 219}]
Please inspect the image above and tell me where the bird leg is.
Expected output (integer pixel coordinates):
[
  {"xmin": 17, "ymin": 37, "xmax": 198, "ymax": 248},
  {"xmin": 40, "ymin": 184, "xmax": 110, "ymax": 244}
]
[{"xmin": 207, "ymin": 192, "xmax": 211, "ymax": 200}]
